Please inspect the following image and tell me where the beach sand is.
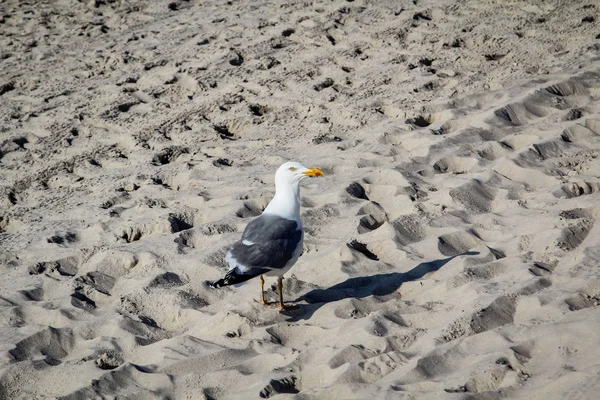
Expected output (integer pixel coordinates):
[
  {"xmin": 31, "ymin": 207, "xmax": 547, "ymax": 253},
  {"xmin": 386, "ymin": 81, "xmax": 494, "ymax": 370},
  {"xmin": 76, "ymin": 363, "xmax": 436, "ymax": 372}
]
[{"xmin": 1, "ymin": 0, "xmax": 600, "ymax": 398}]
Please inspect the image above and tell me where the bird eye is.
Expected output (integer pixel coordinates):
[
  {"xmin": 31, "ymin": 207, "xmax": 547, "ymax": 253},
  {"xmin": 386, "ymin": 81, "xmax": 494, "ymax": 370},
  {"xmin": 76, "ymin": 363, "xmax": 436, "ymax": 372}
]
[{"xmin": 288, "ymin": 167, "xmax": 297, "ymax": 171}]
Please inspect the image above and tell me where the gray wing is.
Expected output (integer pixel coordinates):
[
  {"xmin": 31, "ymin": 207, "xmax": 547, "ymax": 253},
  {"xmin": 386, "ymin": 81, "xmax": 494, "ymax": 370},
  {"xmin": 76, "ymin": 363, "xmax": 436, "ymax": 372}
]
[{"xmin": 226, "ymin": 214, "xmax": 302, "ymax": 274}]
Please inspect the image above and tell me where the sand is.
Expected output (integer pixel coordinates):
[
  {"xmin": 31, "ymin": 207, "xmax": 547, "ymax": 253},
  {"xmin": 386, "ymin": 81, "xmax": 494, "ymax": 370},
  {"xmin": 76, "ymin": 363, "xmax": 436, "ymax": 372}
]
[{"xmin": 1, "ymin": 0, "xmax": 600, "ymax": 399}]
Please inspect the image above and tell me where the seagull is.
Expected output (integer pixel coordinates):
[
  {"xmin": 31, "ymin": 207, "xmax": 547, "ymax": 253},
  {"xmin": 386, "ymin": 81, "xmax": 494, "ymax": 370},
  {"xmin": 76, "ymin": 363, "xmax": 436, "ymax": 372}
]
[{"xmin": 211, "ymin": 162, "xmax": 323, "ymax": 310}]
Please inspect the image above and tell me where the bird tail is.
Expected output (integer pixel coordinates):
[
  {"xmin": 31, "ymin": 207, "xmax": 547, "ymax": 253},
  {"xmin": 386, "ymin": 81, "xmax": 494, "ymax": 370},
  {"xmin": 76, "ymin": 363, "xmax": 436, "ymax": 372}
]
[{"xmin": 211, "ymin": 269, "xmax": 256, "ymax": 288}]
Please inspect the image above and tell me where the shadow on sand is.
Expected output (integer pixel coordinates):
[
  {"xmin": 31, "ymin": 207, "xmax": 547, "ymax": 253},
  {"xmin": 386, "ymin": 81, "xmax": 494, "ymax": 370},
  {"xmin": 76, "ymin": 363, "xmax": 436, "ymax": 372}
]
[{"xmin": 285, "ymin": 251, "xmax": 479, "ymax": 321}]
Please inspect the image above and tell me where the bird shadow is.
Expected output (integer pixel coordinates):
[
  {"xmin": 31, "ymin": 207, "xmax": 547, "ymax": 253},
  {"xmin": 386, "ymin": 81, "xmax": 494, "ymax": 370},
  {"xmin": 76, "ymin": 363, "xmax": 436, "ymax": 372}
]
[{"xmin": 284, "ymin": 251, "xmax": 479, "ymax": 321}]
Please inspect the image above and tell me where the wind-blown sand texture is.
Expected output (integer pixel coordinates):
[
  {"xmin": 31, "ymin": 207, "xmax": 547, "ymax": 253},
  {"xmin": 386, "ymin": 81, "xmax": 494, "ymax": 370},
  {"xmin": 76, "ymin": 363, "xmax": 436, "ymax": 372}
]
[{"xmin": 1, "ymin": 0, "xmax": 600, "ymax": 399}]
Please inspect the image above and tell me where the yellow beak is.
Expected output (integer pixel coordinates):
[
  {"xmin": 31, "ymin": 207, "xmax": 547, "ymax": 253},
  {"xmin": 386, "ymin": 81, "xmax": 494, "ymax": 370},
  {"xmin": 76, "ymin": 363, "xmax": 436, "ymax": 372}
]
[{"xmin": 303, "ymin": 168, "xmax": 324, "ymax": 177}]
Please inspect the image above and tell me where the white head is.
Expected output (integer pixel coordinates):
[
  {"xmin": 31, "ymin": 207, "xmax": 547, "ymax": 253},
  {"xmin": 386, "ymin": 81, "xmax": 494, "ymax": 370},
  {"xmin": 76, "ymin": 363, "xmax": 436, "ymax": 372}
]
[
  {"xmin": 263, "ymin": 162, "xmax": 323, "ymax": 218},
  {"xmin": 274, "ymin": 161, "xmax": 323, "ymax": 191}
]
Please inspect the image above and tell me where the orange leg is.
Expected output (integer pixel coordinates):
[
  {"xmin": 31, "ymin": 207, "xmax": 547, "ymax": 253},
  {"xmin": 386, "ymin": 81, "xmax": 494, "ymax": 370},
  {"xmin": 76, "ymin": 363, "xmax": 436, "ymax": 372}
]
[
  {"xmin": 259, "ymin": 275, "xmax": 266, "ymax": 305},
  {"xmin": 277, "ymin": 277, "xmax": 286, "ymax": 311}
]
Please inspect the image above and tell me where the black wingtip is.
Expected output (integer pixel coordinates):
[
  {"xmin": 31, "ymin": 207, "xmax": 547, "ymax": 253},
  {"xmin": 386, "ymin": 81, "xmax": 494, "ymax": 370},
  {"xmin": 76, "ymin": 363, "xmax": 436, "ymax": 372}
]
[
  {"xmin": 210, "ymin": 279, "xmax": 226, "ymax": 289},
  {"xmin": 210, "ymin": 270, "xmax": 258, "ymax": 289},
  {"xmin": 206, "ymin": 279, "xmax": 223, "ymax": 289}
]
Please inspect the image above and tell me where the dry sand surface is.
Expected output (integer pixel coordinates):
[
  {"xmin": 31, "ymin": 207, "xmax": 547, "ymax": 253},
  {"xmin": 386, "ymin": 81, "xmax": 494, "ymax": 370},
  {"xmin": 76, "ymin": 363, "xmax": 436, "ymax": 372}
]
[{"xmin": 1, "ymin": 0, "xmax": 600, "ymax": 399}]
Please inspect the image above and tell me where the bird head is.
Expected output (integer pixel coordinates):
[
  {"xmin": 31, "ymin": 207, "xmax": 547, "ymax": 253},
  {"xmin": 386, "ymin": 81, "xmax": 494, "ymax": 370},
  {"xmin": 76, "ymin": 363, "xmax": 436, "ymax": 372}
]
[{"xmin": 275, "ymin": 162, "xmax": 323, "ymax": 188}]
